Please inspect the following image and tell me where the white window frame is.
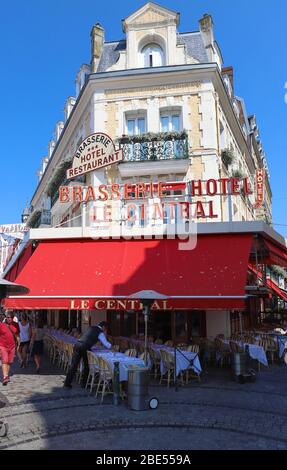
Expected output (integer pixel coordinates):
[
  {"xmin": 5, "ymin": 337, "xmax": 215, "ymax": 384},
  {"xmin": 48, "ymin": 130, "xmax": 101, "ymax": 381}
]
[
  {"xmin": 140, "ymin": 43, "xmax": 164, "ymax": 68},
  {"xmin": 160, "ymin": 109, "xmax": 182, "ymax": 133},
  {"xmin": 125, "ymin": 112, "xmax": 147, "ymax": 136}
]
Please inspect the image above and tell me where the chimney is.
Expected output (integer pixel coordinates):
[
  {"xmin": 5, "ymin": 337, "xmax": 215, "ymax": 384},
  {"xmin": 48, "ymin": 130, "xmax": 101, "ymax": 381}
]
[
  {"xmin": 199, "ymin": 14, "xmax": 214, "ymax": 61},
  {"xmin": 48, "ymin": 140, "xmax": 55, "ymax": 158},
  {"xmin": 90, "ymin": 23, "xmax": 105, "ymax": 73}
]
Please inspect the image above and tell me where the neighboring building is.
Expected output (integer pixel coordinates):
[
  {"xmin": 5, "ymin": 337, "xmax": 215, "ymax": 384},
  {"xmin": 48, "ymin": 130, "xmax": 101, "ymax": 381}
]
[
  {"xmin": 0, "ymin": 224, "xmax": 27, "ymax": 275},
  {"xmin": 5, "ymin": 3, "xmax": 286, "ymax": 341}
]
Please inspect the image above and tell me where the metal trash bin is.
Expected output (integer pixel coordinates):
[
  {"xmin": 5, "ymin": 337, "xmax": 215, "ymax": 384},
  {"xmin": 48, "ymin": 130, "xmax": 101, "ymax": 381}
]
[
  {"xmin": 128, "ymin": 368, "xmax": 149, "ymax": 411},
  {"xmin": 231, "ymin": 352, "xmax": 256, "ymax": 384},
  {"xmin": 232, "ymin": 352, "xmax": 247, "ymax": 383}
]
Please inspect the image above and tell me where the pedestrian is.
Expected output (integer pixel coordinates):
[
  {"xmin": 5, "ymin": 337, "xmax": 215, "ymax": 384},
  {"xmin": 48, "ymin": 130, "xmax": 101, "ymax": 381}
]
[
  {"xmin": 0, "ymin": 311, "xmax": 20, "ymax": 385},
  {"xmin": 18, "ymin": 313, "xmax": 33, "ymax": 368},
  {"xmin": 63, "ymin": 321, "xmax": 112, "ymax": 389},
  {"xmin": 30, "ymin": 318, "xmax": 45, "ymax": 373}
]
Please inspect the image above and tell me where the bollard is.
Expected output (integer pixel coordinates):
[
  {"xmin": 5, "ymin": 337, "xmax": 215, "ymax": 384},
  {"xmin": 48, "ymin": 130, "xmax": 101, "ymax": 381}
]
[{"xmin": 113, "ymin": 361, "xmax": 120, "ymax": 406}]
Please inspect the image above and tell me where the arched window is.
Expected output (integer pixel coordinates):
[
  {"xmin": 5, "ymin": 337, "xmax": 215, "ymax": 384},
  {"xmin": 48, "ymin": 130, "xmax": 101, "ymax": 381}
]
[{"xmin": 141, "ymin": 44, "xmax": 164, "ymax": 67}]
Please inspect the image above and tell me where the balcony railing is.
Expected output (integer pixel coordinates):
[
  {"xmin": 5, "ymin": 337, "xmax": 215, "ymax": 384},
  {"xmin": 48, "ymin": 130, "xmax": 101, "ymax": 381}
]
[
  {"xmin": 28, "ymin": 209, "xmax": 51, "ymax": 228},
  {"xmin": 118, "ymin": 132, "xmax": 189, "ymax": 162}
]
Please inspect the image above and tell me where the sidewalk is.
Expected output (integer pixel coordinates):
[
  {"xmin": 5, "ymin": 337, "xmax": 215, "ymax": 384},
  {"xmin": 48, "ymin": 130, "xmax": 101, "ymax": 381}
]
[{"xmin": 0, "ymin": 355, "xmax": 287, "ymax": 450}]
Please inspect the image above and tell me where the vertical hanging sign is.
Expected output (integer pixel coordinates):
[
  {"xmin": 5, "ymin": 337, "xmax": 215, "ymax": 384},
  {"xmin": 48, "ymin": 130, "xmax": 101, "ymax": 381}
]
[{"xmin": 254, "ymin": 169, "xmax": 265, "ymax": 208}]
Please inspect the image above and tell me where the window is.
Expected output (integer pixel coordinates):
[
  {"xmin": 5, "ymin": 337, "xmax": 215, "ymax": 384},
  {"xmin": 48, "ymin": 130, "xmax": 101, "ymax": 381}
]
[
  {"xmin": 125, "ymin": 114, "xmax": 146, "ymax": 135},
  {"xmin": 141, "ymin": 44, "xmax": 164, "ymax": 67},
  {"xmin": 160, "ymin": 111, "xmax": 181, "ymax": 132},
  {"xmin": 220, "ymin": 121, "xmax": 226, "ymax": 150}
]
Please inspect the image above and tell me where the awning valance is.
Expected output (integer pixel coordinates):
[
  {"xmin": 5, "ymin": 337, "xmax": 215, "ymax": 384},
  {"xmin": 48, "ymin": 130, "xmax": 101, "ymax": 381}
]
[{"xmin": 3, "ymin": 235, "xmax": 253, "ymax": 310}]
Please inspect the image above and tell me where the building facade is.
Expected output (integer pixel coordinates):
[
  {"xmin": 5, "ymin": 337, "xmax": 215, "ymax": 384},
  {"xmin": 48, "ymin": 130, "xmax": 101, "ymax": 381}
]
[
  {"xmin": 5, "ymin": 3, "xmax": 286, "ymax": 342},
  {"xmin": 25, "ymin": 2, "xmax": 271, "ymax": 231}
]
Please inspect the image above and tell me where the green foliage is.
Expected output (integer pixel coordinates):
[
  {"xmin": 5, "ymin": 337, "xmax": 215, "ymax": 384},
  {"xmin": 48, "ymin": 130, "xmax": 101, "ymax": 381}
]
[
  {"xmin": 26, "ymin": 210, "xmax": 41, "ymax": 228},
  {"xmin": 221, "ymin": 148, "xmax": 235, "ymax": 167},
  {"xmin": 118, "ymin": 130, "xmax": 188, "ymax": 144},
  {"xmin": 232, "ymin": 169, "xmax": 244, "ymax": 178},
  {"xmin": 46, "ymin": 160, "xmax": 71, "ymax": 197}
]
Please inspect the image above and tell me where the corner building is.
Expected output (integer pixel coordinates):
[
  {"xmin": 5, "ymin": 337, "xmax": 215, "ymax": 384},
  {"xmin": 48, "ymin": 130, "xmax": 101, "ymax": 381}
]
[{"xmin": 3, "ymin": 3, "xmax": 287, "ymax": 342}]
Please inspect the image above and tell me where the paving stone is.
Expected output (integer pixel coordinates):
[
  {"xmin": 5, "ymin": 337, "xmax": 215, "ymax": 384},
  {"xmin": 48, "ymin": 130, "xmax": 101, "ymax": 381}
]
[{"xmin": 0, "ymin": 356, "xmax": 287, "ymax": 449}]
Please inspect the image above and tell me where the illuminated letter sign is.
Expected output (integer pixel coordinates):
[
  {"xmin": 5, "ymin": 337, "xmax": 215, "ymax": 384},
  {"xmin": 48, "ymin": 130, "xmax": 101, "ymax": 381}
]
[
  {"xmin": 254, "ymin": 169, "xmax": 265, "ymax": 208},
  {"xmin": 67, "ymin": 132, "xmax": 123, "ymax": 179}
]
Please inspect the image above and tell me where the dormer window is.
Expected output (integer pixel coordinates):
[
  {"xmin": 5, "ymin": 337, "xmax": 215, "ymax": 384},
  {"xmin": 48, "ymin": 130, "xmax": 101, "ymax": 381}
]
[{"xmin": 141, "ymin": 44, "xmax": 164, "ymax": 67}]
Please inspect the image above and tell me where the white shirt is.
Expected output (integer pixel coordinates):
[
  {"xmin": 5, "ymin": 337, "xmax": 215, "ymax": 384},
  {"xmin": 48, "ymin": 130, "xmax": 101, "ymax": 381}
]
[{"xmin": 98, "ymin": 332, "xmax": 112, "ymax": 349}]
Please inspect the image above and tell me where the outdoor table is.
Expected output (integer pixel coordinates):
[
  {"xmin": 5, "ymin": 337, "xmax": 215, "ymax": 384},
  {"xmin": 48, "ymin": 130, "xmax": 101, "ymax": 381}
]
[
  {"xmin": 91, "ymin": 350, "xmax": 146, "ymax": 382},
  {"xmin": 149, "ymin": 343, "xmax": 202, "ymax": 377},
  {"xmin": 224, "ymin": 340, "xmax": 268, "ymax": 367},
  {"xmin": 269, "ymin": 334, "xmax": 287, "ymax": 358}
]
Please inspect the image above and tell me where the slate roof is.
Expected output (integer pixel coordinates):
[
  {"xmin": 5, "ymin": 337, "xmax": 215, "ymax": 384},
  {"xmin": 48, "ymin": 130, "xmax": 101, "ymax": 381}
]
[
  {"xmin": 178, "ymin": 32, "xmax": 208, "ymax": 63},
  {"xmin": 96, "ymin": 31, "xmax": 208, "ymax": 72},
  {"xmin": 97, "ymin": 40, "xmax": 126, "ymax": 72}
]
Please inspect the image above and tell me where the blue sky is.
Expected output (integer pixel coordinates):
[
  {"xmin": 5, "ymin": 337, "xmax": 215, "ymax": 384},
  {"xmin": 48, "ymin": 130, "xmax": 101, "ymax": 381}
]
[{"xmin": 0, "ymin": 0, "xmax": 286, "ymax": 235}]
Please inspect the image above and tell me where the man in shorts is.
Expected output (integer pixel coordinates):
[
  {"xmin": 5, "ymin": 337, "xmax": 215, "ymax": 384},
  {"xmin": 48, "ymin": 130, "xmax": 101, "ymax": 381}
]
[{"xmin": 0, "ymin": 312, "xmax": 20, "ymax": 385}]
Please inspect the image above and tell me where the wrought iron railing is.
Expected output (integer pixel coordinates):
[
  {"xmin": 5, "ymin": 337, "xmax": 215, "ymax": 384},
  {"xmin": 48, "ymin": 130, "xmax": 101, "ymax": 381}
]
[
  {"xmin": 34, "ymin": 210, "xmax": 51, "ymax": 228},
  {"xmin": 28, "ymin": 209, "xmax": 51, "ymax": 228},
  {"xmin": 118, "ymin": 132, "xmax": 189, "ymax": 162}
]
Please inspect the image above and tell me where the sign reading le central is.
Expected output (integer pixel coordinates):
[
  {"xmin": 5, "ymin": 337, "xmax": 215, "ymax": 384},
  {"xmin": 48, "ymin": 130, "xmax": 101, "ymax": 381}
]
[{"xmin": 67, "ymin": 132, "xmax": 123, "ymax": 179}]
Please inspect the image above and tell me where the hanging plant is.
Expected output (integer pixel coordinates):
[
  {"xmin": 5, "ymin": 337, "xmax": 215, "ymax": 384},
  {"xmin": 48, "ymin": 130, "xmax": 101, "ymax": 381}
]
[
  {"xmin": 221, "ymin": 148, "xmax": 235, "ymax": 167},
  {"xmin": 232, "ymin": 169, "xmax": 244, "ymax": 179},
  {"xmin": 26, "ymin": 210, "xmax": 41, "ymax": 228},
  {"xmin": 46, "ymin": 160, "xmax": 71, "ymax": 197},
  {"xmin": 117, "ymin": 130, "xmax": 188, "ymax": 145}
]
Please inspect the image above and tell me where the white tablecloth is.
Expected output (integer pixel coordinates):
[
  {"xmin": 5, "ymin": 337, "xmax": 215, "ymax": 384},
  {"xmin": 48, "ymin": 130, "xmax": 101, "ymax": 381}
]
[
  {"xmin": 224, "ymin": 340, "xmax": 268, "ymax": 367},
  {"xmin": 270, "ymin": 335, "xmax": 287, "ymax": 358},
  {"xmin": 149, "ymin": 344, "xmax": 201, "ymax": 377},
  {"xmin": 91, "ymin": 351, "xmax": 145, "ymax": 382}
]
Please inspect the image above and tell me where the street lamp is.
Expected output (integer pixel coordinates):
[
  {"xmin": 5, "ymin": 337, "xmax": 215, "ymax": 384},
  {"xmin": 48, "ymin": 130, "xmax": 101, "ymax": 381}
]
[{"xmin": 129, "ymin": 290, "xmax": 169, "ymax": 366}]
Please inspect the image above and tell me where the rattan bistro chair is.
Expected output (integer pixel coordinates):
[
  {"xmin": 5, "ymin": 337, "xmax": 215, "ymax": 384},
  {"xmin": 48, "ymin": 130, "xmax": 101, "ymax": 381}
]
[
  {"xmin": 85, "ymin": 352, "xmax": 100, "ymax": 393},
  {"xmin": 159, "ymin": 349, "xmax": 175, "ymax": 387},
  {"xmin": 96, "ymin": 357, "xmax": 113, "ymax": 403},
  {"xmin": 124, "ymin": 349, "xmax": 137, "ymax": 357}
]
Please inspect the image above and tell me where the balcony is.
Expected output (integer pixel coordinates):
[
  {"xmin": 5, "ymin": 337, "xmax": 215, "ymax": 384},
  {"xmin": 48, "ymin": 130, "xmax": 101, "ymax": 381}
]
[
  {"xmin": 27, "ymin": 209, "xmax": 51, "ymax": 228},
  {"xmin": 118, "ymin": 131, "xmax": 190, "ymax": 177}
]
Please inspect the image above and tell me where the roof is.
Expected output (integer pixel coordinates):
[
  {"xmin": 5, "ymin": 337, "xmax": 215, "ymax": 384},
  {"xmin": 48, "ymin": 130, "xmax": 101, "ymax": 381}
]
[
  {"xmin": 97, "ymin": 40, "xmax": 126, "ymax": 72},
  {"xmin": 177, "ymin": 32, "xmax": 208, "ymax": 63},
  {"xmin": 97, "ymin": 32, "xmax": 207, "ymax": 72}
]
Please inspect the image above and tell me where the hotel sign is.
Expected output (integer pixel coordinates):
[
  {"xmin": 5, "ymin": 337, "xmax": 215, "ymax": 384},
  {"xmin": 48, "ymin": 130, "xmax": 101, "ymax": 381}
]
[
  {"xmin": 255, "ymin": 169, "xmax": 265, "ymax": 209},
  {"xmin": 67, "ymin": 132, "xmax": 123, "ymax": 179}
]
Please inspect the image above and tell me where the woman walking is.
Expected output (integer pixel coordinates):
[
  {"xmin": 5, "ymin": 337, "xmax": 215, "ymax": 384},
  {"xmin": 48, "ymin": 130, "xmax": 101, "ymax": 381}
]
[
  {"xmin": 30, "ymin": 319, "xmax": 45, "ymax": 373},
  {"xmin": 0, "ymin": 312, "xmax": 20, "ymax": 385},
  {"xmin": 18, "ymin": 313, "xmax": 33, "ymax": 368}
]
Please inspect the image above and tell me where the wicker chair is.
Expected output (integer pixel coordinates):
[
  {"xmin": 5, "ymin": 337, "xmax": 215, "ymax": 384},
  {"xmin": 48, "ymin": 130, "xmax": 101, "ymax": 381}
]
[
  {"xmin": 159, "ymin": 349, "xmax": 175, "ymax": 387},
  {"xmin": 124, "ymin": 349, "xmax": 137, "ymax": 357},
  {"xmin": 95, "ymin": 357, "xmax": 113, "ymax": 403},
  {"xmin": 85, "ymin": 352, "xmax": 100, "ymax": 393}
]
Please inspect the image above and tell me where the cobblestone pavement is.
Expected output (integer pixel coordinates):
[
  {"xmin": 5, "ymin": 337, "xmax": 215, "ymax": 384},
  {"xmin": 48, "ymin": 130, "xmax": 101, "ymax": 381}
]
[{"xmin": 0, "ymin": 355, "xmax": 287, "ymax": 450}]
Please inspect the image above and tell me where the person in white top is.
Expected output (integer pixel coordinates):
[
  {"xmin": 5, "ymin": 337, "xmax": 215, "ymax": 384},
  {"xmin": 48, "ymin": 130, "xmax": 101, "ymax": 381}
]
[{"xmin": 17, "ymin": 313, "xmax": 33, "ymax": 368}]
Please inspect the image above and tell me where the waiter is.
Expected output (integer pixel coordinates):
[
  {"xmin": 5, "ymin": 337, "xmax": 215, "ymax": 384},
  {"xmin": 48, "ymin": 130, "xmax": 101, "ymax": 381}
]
[{"xmin": 64, "ymin": 321, "xmax": 111, "ymax": 389}]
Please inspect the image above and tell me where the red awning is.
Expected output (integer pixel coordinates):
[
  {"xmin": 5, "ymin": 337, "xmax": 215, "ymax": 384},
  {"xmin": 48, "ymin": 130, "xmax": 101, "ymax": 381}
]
[
  {"xmin": 5, "ymin": 245, "xmax": 33, "ymax": 282},
  {"xmin": 4, "ymin": 234, "xmax": 253, "ymax": 310},
  {"xmin": 263, "ymin": 239, "xmax": 287, "ymax": 268},
  {"xmin": 248, "ymin": 264, "xmax": 287, "ymax": 302}
]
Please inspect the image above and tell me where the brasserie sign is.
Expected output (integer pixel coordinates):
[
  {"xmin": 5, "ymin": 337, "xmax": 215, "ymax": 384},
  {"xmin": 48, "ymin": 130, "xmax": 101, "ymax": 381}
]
[{"xmin": 67, "ymin": 132, "xmax": 123, "ymax": 179}]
